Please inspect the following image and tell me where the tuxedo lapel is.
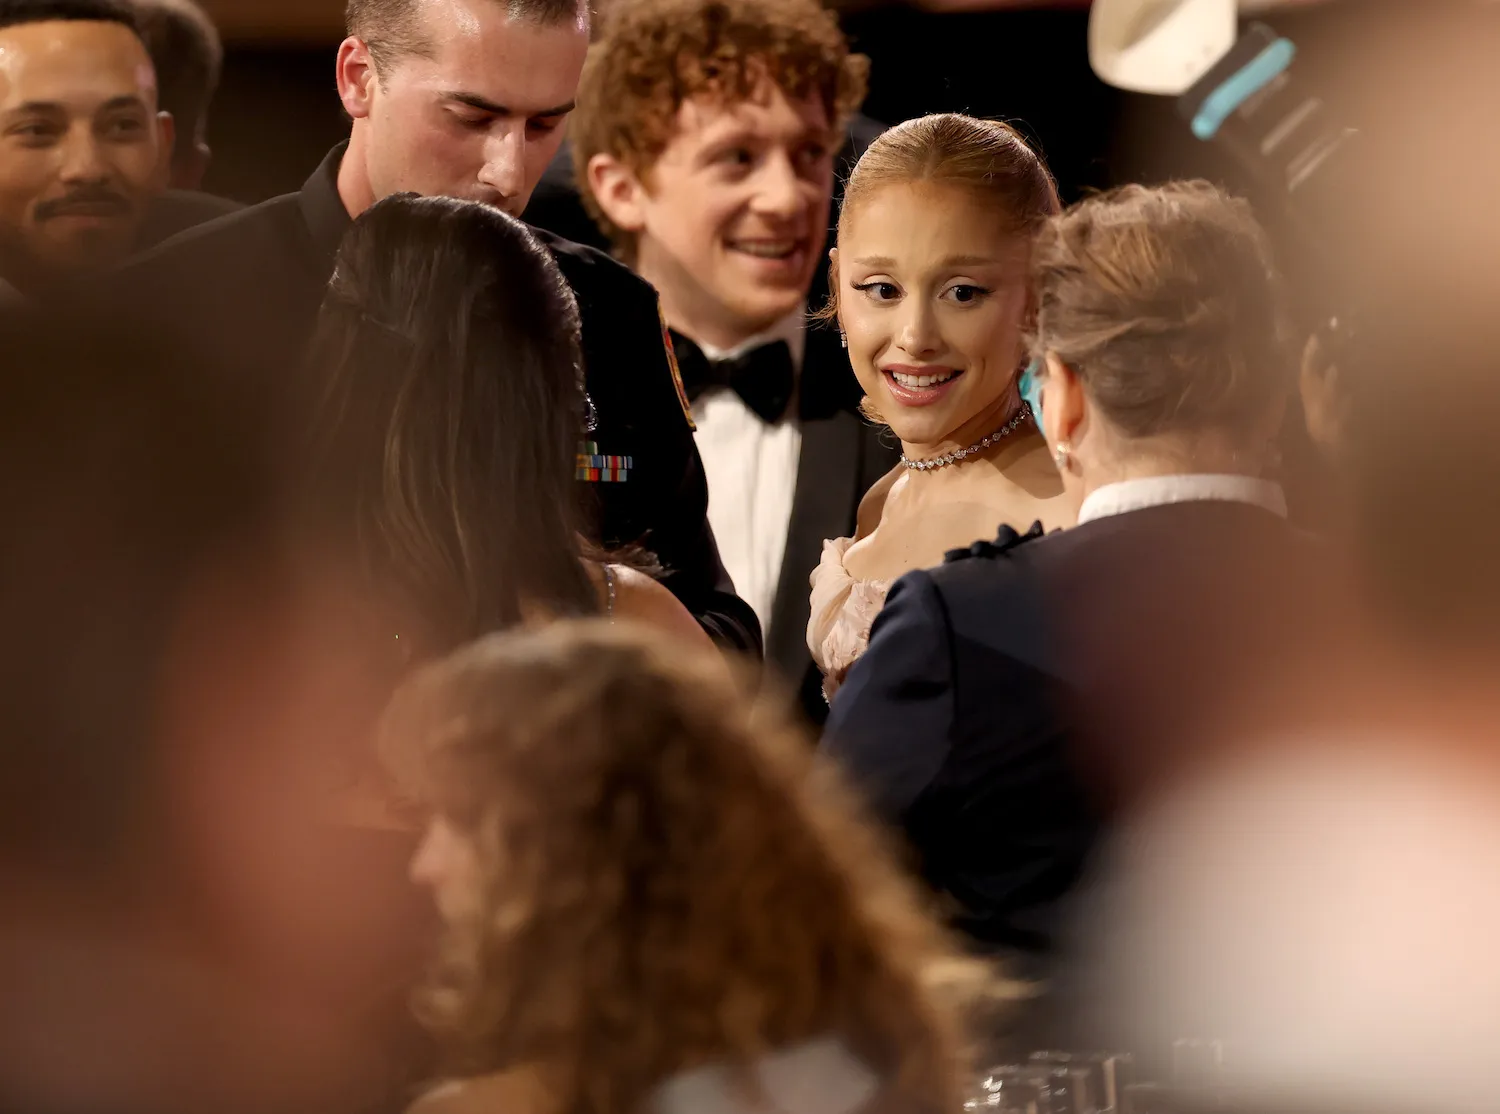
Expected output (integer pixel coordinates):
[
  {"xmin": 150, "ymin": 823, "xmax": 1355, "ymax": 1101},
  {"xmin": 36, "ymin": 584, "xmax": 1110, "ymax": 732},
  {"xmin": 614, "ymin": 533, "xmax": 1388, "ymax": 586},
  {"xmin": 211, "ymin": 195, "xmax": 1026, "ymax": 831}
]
[
  {"xmin": 767, "ymin": 325, "xmax": 900, "ymax": 697},
  {"xmin": 768, "ymin": 407, "xmax": 864, "ymax": 684}
]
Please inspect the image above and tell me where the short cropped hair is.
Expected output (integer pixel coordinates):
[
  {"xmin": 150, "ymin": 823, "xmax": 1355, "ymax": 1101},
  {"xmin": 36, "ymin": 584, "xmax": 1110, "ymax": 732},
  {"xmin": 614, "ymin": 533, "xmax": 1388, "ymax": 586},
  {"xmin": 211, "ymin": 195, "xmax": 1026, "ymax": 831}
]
[
  {"xmin": 1030, "ymin": 180, "xmax": 1293, "ymax": 445},
  {"xmin": 133, "ymin": 0, "xmax": 221, "ymax": 148},
  {"xmin": 347, "ymin": 0, "xmax": 586, "ymax": 74},
  {"xmin": 571, "ymin": 0, "xmax": 868, "ymax": 254},
  {"xmin": 0, "ymin": 0, "xmax": 138, "ymax": 31}
]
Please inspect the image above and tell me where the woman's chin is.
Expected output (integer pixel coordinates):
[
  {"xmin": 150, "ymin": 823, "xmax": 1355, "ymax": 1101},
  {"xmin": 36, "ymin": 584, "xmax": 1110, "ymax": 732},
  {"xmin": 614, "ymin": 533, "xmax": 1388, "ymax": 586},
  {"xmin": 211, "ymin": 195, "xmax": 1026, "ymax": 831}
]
[{"xmin": 882, "ymin": 403, "xmax": 965, "ymax": 450}]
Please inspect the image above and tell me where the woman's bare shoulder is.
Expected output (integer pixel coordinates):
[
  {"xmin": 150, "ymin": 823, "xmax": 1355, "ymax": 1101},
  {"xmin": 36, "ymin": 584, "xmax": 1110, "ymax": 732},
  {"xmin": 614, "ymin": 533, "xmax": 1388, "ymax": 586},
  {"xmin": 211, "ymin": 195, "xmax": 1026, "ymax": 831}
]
[{"xmin": 609, "ymin": 566, "xmax": 716, "ymax": 651}]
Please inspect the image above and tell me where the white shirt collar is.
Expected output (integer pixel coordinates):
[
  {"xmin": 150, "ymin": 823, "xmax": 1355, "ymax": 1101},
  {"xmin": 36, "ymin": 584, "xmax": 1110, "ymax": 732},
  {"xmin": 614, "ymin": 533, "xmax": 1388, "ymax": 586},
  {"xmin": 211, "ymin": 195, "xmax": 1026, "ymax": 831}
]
[
  {"xmin": 652, "ymin": 1037, "xmax": 877, "ymax": 1114},
  {"xmin": 1077, "ymin": 473, "xmax": 1288, "ymax": 526},
  {"xmin": 697, "ymin": 310, "xmax": 807, "ymax": 373}
]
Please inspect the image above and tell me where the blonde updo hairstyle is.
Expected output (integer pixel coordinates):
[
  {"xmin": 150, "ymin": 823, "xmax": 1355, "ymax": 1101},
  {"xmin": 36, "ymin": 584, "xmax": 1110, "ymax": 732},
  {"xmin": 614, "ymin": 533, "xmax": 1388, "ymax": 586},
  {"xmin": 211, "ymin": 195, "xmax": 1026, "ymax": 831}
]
[
  {"xmin": 1028, "ymin": 181, "xmax": 1293, "ymax": 453},
  {"xmin": 825, "ymin": 114, "xmax": 1061, "ymax": 420}
]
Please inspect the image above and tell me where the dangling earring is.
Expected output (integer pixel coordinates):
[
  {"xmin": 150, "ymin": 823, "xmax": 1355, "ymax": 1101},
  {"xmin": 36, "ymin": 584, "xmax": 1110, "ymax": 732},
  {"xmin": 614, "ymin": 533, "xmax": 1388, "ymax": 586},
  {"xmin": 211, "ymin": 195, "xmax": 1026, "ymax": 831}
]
[
  {"xmin": 839, "ymin": 330, "xmax": 848, "ymax": 349},
  {"xmin": 1053, "ymin": 441, "xmax": 1072, "ymax": 472}
]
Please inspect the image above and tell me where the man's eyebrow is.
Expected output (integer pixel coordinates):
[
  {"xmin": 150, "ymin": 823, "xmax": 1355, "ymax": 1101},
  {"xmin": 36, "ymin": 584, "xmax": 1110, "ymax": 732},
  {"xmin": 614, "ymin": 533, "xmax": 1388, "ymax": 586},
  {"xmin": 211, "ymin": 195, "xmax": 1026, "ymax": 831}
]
[
  {"xmin": 3, "ymin": 99, "xmax": 64, "ymax": 116},
  {"xmin": 100, "ymin": 94, "xmax": 150, "ymax": 112},
  {"xmin": 442, "ymin": 92, "xmax": 576, "ymax": 117},
  {"xmin": 4, "ymin": 94, "xmax": 147, "ymax": 116}
]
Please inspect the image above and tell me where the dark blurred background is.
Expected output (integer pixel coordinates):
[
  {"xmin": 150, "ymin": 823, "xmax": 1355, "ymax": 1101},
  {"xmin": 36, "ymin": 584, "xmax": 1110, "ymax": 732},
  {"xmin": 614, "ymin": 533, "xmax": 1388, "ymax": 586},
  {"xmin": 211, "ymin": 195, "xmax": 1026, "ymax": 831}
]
[{"xmin": 201, "ymin": 0, "xmax": 1411, "ymax": 208}]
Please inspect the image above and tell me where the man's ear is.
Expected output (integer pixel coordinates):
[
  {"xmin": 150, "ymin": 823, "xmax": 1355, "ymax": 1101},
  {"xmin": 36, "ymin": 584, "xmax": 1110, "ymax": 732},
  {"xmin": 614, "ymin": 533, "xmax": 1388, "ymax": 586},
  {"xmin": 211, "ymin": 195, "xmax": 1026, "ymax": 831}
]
[
  {"xmin": 152, "ymin": 111, "xmax": 175, "ymax": 191},
  {"xmin": 586, "ymin": 153, "xmax": 647, "ymax": 235},
  {"xmin": 173, "ymin": 141, "xmax": 212, "ymax": 192},
  {"xmin": 336, "ymin": 37, "xmax": 378, "ymax": 119},
  {"xmin": 1300, "ymin": 333, "xmax": 1344, "ymax": 455}
]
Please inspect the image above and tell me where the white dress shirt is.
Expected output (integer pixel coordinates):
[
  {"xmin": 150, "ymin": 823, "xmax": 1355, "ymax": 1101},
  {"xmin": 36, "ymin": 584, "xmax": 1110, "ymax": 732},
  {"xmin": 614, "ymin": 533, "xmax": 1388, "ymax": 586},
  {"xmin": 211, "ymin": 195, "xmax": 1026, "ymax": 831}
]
[
  {"xmin": 652, "ymin": 1037, "xmax": 877, "ymax": 1114},
  {"xmin": 1077, "ymin": 473, "xmax": 1287, "ymax": 525},
  {"xmin": 693, "ymin": 313, "xmax": 805, "ymax": 637}
]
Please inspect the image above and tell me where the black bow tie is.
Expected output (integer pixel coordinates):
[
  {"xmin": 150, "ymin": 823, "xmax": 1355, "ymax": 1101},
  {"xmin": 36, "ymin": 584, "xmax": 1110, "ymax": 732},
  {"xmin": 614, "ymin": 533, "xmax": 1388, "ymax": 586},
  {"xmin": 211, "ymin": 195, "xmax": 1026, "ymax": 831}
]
[{"xmin": 671, "ymin": 331, "xmax": 795, "ymax": 425}]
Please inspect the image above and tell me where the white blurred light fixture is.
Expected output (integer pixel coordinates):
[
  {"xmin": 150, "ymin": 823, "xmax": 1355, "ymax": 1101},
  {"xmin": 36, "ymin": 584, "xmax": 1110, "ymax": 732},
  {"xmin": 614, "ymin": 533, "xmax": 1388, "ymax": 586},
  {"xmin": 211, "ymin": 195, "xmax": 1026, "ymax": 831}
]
[{"xmin": 1088, "ymin": 0, "xmax": 1238, "ymax": 95}]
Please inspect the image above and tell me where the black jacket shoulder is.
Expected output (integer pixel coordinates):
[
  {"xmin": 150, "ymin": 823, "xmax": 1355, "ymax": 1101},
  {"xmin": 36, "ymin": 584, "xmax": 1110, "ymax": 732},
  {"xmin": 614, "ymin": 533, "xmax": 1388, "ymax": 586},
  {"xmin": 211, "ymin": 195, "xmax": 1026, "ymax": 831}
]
[
  {"xmin": 125, "ymin": 190, "xmax": 309, "ymax": 277},
  {"xmin": 527, "ymin": 224, "xmax": 654, "ymax": 307},
  {"xmin": 97, "ymin": 190, "xmax": 330, "ymax": 396},
  {"xmin": 136, "ymin": 189, "xmax": 245, "ymax": 252},
  {"xmin": 527, "ymin": 224, "xmax": 692, "ymax": 436},
  {"xmin": 928, "ymin": 520, "xmax": 1053, "ymax": 626}
]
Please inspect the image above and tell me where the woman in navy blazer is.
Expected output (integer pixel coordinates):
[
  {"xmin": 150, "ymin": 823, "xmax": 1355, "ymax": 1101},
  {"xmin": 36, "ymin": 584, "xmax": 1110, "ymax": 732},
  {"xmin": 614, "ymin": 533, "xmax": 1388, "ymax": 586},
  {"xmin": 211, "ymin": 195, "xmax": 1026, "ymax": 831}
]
[{"xmin": 823, "ymin": 182, "xmax": 1344, "ymax": 967}]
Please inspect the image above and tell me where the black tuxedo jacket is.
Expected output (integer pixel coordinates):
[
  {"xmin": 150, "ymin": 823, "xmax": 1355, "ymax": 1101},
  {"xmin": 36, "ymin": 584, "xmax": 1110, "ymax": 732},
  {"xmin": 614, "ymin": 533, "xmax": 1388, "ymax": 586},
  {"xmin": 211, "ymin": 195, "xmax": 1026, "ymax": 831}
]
[
  {"xmin": 824, "ymin": 500, "xmax": 1338, "ymax": 958},
  {"xmin": 521, "ymin": 114, "xmax": 897, "ymax": 716},
  {"xmin": 773, "ymin": 322, "xmax": 898, "ymax": 724},
  {"xmin": 137, "ymin": 189, "xmax": 243, "ymax": 252},
  {"xmin": 95, "ymin": 144, "xmax": 761, "ymax": 655}
]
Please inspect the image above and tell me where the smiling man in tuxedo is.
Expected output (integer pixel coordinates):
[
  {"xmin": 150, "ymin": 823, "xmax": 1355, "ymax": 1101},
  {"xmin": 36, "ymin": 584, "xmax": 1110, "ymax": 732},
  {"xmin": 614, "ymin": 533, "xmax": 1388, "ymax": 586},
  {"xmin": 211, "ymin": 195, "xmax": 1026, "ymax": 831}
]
[{"xmin": 572, "ymin": 0, "xmax": 897, "ymax": 720}]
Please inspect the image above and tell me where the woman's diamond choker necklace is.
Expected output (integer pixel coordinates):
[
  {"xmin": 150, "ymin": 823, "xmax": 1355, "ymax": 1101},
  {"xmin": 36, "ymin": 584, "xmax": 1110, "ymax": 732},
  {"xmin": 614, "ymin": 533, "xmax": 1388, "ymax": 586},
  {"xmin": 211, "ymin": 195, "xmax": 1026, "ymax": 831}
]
[{"xmin": 900, "ymin": 403, "xmax": 1033, "ymax": 472}]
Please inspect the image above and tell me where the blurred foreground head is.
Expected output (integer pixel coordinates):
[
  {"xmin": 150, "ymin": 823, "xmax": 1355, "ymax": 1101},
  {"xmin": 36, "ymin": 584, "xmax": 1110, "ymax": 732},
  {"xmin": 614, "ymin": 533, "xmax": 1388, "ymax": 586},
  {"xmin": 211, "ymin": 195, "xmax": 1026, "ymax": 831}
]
[
  {"xmin": 1072, "ymin": 16, "xmax": 1500, "ymax": 1104},
  {"xmin": 1264, "ymin": 2, "xmax": 1500, "ymax": 664},
  {"xmin": 381, "ymin": 619, "xmax": 995, "ymax": 1114},
  {"xmin": 0, "ymin": 304, "xmax": 454, "ymax": 1114},
  {"xmin": 0, "ymin": 302, "xmax": 271, "ymax": 879}
]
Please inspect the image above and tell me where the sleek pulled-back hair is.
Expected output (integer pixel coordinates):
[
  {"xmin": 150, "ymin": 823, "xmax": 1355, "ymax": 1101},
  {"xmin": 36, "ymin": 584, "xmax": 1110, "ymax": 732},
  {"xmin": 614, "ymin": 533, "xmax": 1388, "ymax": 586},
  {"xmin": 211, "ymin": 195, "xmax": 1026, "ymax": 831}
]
[
  {"xmin": 837, "ymin": 113, "xmax": 1059, "ymax": 241},
  {"xmin": 823, "ymin": 112, "xmax": 1058, "ymax": 324},
  {"xmin": 304, "ymin": 194, "xmax": 598, "ymax": 653},
  {"xmin": 346, "ymin": 0, "xmax": 584, "ymax": 74},
  {"xmin": 1029, "ymin": 180, "xmax": 1292, "ymax": 446},
  {"xmin": 0, "ymin": 0, "xmax": 138, "ymax": 30}
]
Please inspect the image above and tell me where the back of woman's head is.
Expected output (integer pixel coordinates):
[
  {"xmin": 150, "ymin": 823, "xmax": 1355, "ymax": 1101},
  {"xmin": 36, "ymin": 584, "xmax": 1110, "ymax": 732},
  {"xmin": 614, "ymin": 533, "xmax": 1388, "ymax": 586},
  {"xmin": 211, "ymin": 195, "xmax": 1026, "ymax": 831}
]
[
  {"xmin": 1030, "ymin": 181, "xmax": 1293, "ymax": 445},
  {"xmin": 381, "ymin": 620, "xmax": 984, "ymax": 1114},
  {"xmin": 304, "ymin": 194, "xmax": 595, "ymax": 651},
  {"xmin": 838, "ymin": 113, "xmax": 1059, "ymax": 239}
]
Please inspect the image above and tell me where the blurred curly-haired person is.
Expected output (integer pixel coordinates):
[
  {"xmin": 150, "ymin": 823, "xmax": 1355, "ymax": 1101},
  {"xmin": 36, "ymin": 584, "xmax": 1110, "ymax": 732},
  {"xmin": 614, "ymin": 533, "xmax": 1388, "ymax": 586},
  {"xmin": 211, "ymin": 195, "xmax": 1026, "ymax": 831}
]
[{"xmin": 382, "ymin": 619, "xmax": 999, "ymax": 1114}]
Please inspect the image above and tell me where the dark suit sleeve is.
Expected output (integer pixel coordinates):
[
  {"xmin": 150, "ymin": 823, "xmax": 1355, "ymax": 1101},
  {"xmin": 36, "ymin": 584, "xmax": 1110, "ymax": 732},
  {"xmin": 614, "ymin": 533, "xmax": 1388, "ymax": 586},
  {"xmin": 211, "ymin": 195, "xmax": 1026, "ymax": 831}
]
[
  {"xmin": 542, "ymin": 228, "xmax": 763, "ymax": 658},
  {"xmin": 822, "ymin": 570, "xmax": 956, "ymax": 818},
  {"xmin": 598, "ymin": 273, "xmax": 763, "ymax": 657},
  {"xmin": 652, "ymin": 427, "xmax": 764, "ymax": 656}
]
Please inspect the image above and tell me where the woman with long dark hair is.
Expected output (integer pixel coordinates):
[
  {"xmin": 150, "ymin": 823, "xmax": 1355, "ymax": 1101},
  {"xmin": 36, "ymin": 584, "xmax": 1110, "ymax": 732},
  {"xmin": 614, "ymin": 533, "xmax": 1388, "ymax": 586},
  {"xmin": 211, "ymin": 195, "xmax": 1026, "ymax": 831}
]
[{"xmin": 300, "ymin": 192, "xmax": 708, "ymax": 663}]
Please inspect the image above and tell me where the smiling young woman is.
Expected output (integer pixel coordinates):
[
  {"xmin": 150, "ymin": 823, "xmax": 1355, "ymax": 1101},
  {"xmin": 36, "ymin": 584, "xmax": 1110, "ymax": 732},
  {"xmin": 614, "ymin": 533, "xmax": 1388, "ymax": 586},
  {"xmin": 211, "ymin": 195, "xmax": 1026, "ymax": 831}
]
[{"xmin": 807, "ymin": 113, "xmax": 1079, "ymax": 701}]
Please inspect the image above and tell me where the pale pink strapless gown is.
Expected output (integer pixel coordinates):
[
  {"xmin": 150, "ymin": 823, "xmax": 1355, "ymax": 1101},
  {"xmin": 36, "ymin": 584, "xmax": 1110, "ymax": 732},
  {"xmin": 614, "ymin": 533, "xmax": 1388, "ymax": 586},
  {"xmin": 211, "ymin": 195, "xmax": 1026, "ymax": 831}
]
[{"xmin": 806, "ymin": 537, "xmax": 892, "ymax": 704}]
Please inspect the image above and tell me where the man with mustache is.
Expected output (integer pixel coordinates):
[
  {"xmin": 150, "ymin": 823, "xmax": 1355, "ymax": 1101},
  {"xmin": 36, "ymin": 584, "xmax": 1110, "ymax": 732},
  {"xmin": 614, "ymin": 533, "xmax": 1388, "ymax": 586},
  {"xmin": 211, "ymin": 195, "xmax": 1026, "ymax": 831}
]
[{"xmin": 0, "ymin": 0, "xmax": 170, "ymax": 300}]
